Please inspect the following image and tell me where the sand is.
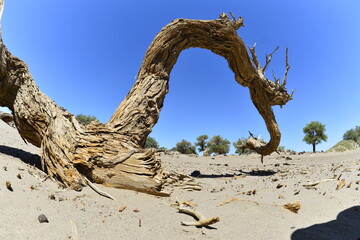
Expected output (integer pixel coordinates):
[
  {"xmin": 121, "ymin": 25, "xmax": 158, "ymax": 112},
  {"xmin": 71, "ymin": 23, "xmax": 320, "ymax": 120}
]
[{"xmin": 1, "ymin": 119, "xmax": 360, "ymax": 240}]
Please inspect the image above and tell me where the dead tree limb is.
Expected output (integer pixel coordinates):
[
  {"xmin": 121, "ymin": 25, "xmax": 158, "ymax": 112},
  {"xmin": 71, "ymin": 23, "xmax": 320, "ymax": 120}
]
[
  {"xmin": 0, "ymin": 6, "xmax": 293, "ymax": 194},
  {"xmin": 178, "ymin": 208, "xmax": 220, "ymax": 227}
]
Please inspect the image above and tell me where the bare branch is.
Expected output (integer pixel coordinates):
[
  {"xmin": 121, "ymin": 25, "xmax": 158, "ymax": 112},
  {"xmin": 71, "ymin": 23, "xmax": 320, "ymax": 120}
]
[
  {"xmin": 290, "ymin": 89, "xmax": 295, "ymax": 98},
  {"xmin": 282, "ymin": 47, "xmax": 290, "ymax": 86},
  {"xmin": 178, "ymin": 208, "xmax": 220, "ymax": 227},
  {"xmin": 262, "ymin": 46, "xmax": 279, "ymax": 73},
  {"xmin": 234, "ymin": 17, "xmax": 244, "ymax": 30},
  {"xmin": 249, "ymin": 43, "xmax": 261, "ymax": 70},
  {"xmin": 272, "ymin": 71, "xmax": 279, "ymax": 83},
  {"xmin": 0, "ymin": 0, "xmax": 3, "ymax": 38},
  {"xmin": 229, "ymin": 11, "xmax": 236, "ymax": 22},
  {"xmin": 225, "ymin": 12, "xmax": 245, "ymax": 30},
  {"xmin": 219, "ymin": 12, "xmax": 230, "ymax": 20},
  {"xmin": 248, "ymin": 131, "xmax": 257, "ymax": 140}
]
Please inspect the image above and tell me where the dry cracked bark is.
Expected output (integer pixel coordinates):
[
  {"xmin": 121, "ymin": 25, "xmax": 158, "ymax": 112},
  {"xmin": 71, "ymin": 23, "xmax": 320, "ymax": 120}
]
[{"xmin": 0, "ymin": 2, "xmax": 293, "ymax": 195}]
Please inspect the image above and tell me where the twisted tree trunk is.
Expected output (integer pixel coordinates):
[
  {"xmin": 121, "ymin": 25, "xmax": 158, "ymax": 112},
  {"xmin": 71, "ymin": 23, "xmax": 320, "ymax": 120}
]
[{"xmin": 0, "ymin": 4, "xmax": 292, "ymax": 195}]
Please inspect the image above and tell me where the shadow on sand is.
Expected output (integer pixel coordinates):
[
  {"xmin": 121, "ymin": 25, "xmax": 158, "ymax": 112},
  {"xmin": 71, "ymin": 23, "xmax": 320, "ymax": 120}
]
[
  {"xmin": 190, "ymin": 169, "xmax": 277, "ymax": 178},
  {"xmin": 0, "ymin": 145, "xmax": 42, "ymax": 169},
  {"xmin": 238, "ymin": 169, "xmax": 277, "ymax": 176},
  {"xmin": 291, "ymin": 206, "xmax": 360, "ymax": 240}
]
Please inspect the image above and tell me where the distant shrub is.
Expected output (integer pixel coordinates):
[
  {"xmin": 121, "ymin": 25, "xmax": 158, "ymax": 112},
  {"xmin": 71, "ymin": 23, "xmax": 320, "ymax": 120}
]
[
  {"xmin": 208, "ymin": 135, "xmax": 230, "ymax": 155},
  {"xmin": 233, "ymin": 138, "xmax": 254, "ymax": 155},
  {"xmin": 76, "ymin": 114, "xmax": 100, "ymax": 125},
  {"xmin": 277, "ymin": 146, "xmax": 286, "ymax": 152},
  {"xmin": 329, "ymin": 140, "xmax": 359, "ymax": 152},
  {"xmin": 173, "ymin": 140, "xmax": 197, "ymax": 155},
  {"xmin": 195, "ymin": 135, "xmax": 208, "ymax": 154},
  {"xmin": 343, "ymin": 126, "xmax": 360, "ymax": 144},
  {"xmin": 145, "ymin": 136, "xmax": 159, "ymax": 149}
]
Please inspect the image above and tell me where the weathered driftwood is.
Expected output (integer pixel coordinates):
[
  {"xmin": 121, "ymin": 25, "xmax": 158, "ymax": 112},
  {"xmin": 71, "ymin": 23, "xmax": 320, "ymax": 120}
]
[
  {"xmin": 178, "ymin": 208, "xmax": 220, "ymax": 227},
  {"xmin": 0, "ymin": 0, "xmax": 293, "ymax": 195}
]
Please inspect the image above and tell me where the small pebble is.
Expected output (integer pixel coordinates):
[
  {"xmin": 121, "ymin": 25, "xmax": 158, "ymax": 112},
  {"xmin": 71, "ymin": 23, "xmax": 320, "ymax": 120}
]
[
  {"xmin": 49, "ymin": 193, "xmax": 56, "ymax": 200},
  {"xmin": 6, "ymin": 181, "xmax": 13, "ymax": 191},
  {"xmin": 119, "ymin": 205, "xmax": 127, "ymax": 212},
  {"xmin": 38, "ymin": 214, "xmax": 49, "ymax": 223}
]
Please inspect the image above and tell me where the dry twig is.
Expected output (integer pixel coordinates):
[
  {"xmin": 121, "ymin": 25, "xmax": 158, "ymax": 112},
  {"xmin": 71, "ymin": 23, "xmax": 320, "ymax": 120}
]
[
  {"xmin": 84, "ymin": 177, "xmax": 116, "ymax": 200},
  {"xmin": 178, "ymin": 208, "xmax": 220, "ymax": 227},
  {"xmin": 336, "ymin": 179, "xmax": 346, "ymax": 190},
  {"xmin": 283, "ymin": 201, "xmax": 301, "ymax": 213},
  {"xmin": 217, "ymin": 197, "xmax": 239, "ymax": 206},
  {"xmin": 302, "ymin": 179, "xmax": 337, "ymax": 188}
]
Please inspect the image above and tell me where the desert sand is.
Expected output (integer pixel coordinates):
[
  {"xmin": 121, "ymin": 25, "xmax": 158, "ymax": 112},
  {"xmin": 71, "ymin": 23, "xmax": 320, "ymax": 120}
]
[{"xmin": 1, "ymin": 119, "xmax": 360, "ymax": 240}]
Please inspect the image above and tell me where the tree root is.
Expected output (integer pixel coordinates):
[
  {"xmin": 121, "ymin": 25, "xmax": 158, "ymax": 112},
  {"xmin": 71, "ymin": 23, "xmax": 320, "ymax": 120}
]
[{"xmin": 178, "ymin": 208, "xmax": 220, "ymax": 227}]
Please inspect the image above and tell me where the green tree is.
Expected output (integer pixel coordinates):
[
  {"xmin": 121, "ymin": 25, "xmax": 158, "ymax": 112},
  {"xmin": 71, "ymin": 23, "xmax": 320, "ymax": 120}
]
[
  {"xmin": 208, "ymin": 135, "xmax": 230, "ymax": 155},
  {"xmin": 343, "ymin": 126, "xmax": 360, "ymax": 144},
  {"xmin": 233, "ymin": 138, "xmax": 254, "ymax": 155},
  {"xmin": 174, "ymin": 140, "xmax": 197, "ymax": 154},
  {"xmin": 195, "ymin": 135, "xmax": 208, "ymax": 154},
  {"xmin": 303, "ymin": 121, "xmax": 328, "ymax": 153},
  {"xmin": 277, "ymin": 146, "xmax": 286, "ymax": 152},
  {"xmin": 145, "ymin": 136, "xmax": 159, "ymax": 149},
  {"xmin": 75, "ymin": 114, "xmax": 100, "ymax": 125}
]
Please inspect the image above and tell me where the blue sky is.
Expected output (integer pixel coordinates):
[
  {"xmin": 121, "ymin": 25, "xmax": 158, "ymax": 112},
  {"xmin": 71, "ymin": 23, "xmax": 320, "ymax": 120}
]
[{"xmin": 1, "ymin": 1, "xmax": 360, "ymax": 153}]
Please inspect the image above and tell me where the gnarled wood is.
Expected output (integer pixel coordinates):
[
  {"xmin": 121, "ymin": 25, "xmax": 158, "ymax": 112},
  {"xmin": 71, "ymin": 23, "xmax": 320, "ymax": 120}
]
[{"xmin": 0, "ymin": 6, "xmax": 292, "ymax": 195}]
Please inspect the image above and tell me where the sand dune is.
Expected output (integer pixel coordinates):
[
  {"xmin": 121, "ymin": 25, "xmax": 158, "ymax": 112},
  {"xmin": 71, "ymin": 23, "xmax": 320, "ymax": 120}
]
[{"xmin": 1, "ymin": 120, "xmax": 359, "ymax": 239}]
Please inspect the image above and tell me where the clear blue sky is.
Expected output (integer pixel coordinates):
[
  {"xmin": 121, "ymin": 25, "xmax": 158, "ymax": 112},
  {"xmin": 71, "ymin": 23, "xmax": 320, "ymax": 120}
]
[{"xmin": 1, "ymin": 0, "xmax": 360, "ymax": 153}]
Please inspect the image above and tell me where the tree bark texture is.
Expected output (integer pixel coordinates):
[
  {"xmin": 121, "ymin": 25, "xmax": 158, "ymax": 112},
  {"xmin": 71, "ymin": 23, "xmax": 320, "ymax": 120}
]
[{"xmin": 0, "ymin": 12, "xmax": 293, "ymax": 195}]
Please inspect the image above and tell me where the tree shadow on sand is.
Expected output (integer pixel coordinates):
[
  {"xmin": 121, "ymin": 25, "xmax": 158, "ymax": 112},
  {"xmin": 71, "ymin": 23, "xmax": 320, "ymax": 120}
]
[
  {"xmin": 0, "ymin": 145, "xmax": 42, "ymax": 169},
  {"xmin": 238, "ymin": 169, "xmax": 277, "ymax": 176},
  {"xmin": 190, "ymin": 169, "xmax": 276, "ymax": 178},
  {"xmin": 291, "ymin": 206, "xmax": 360, "ymax": 240}
]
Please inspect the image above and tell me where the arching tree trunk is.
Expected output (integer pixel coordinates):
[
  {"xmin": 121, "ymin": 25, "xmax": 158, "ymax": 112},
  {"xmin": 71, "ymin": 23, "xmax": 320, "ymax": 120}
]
[{"xmin": 0, "ymin": 3, "xmax": 293, "ymax": 195}]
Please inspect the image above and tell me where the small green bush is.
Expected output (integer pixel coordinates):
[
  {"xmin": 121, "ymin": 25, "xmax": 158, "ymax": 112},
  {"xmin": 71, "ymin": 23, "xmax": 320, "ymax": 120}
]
[
  {"xmin": 76, "ymin": 114, "xmax": 100, "ymax": 125},
  {"xmin": 329, "ymin": 139, "xmax": 359, "ymax": 152},
  {"xmin": 343, "ymin": 126, "xmax": 360, "ymax": 144},
  {"xmin": 173, "ymin": 140, "xmax": 197, "ymax": 155},
  {"xmin": 145, "ymin": 136, "xmax": 159, "ymax": 149},
  {"xmin": 195, "ymin": 135, "xmax": 208, "ymax": 153},
  {"xmin": 208, "ymin": 135, "xmax": 230, "ymax": 155}
]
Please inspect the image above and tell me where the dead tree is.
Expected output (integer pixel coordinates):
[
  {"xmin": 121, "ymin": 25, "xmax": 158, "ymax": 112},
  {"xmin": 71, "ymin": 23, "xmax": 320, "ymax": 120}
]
[{"xmin": 0, "ymin": 2, "xmax": 293, "ymax": 195}]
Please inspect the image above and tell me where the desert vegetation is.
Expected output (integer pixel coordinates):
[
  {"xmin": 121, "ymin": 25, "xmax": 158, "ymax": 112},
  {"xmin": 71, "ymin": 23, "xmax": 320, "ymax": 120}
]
[
  {"xmin": 329, "ymin": 126, "xmax": 360, "ymax": 152},
  {"xmin": 172, "ymin": 140, "xmax": 197, "ymax": 155},
  {"xmin": 75, "ymin": 114, "xmax": 100, "ymax": 126},
  {"xmin": 302, "ymin": 121, "xmax": 328, "ymax": 153},
  {"xmin": 194, "ymin": 135, "xmax": 208, "ymax": 155},
  {"xmin": 145, "ymin": 136, "xmax": 160, "ymax": 149},
  {"xmin": 343, "ymin": 126, "xmax": 360, "ymax": 144}
]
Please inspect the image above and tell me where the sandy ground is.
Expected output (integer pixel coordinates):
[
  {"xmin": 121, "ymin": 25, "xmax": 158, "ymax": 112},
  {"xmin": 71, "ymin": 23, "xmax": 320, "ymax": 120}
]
[{"xmin": 1, "ymin": 119, "xmax": 360, "ymax": 240}]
